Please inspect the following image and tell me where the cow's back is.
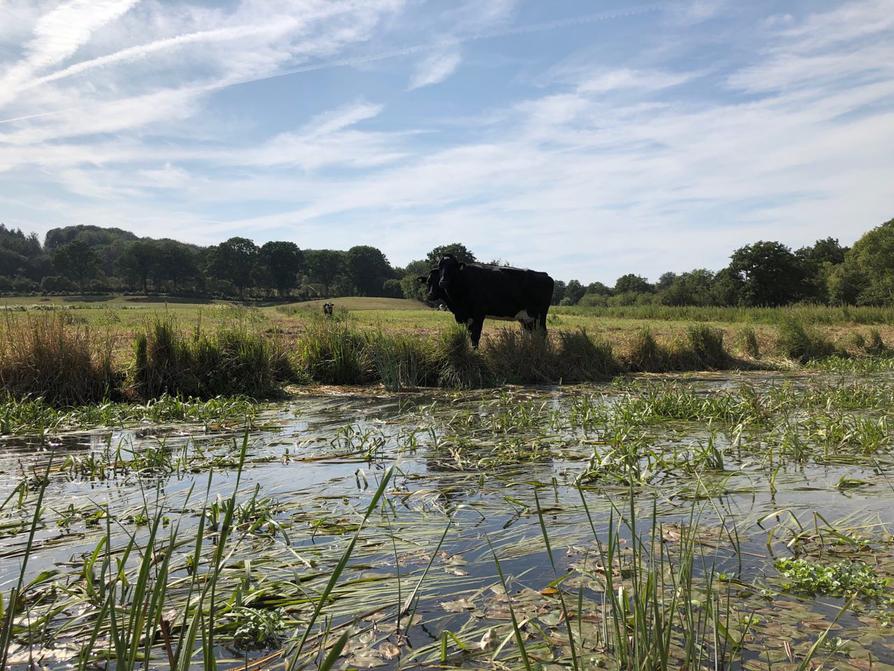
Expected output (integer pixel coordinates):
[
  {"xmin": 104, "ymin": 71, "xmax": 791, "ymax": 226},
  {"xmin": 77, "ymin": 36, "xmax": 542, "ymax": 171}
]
[{"xmin": 459, "ymin": 264, "xmax": 553, "ymax": 318}]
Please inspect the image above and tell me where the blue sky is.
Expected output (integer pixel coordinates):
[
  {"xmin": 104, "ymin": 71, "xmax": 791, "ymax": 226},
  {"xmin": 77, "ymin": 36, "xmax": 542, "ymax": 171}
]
[{"xmin": 0, "ymin": 0, "xmax": 892, "ymax": 283}]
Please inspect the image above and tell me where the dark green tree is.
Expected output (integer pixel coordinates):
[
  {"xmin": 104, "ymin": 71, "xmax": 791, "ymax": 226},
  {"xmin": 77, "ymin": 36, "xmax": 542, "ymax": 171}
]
[
  {"xmin": 400, "ymin": 259, "xmax": 432, "ymax": 301},
  {"xmin": 425, "ymin": 243, "xmax": 476, "ymax": 266},
  {"xmin": 206, "ymin": 237, "xmax": 259, "ymax": 296},
  {"xmin": 613, "ymin": 274, "xmax": 652, "ymax": 294},
  {"xmin": 52, "ymin": 240, "xmax": 100, "ymax": 288},
  {"xmin": 728, "ymin": 241, "xmax": 806, "ymax": 306},
  {"xmin": 841, "ymin": 219, "xmax": 894, "ymax": 304},
  {"xmin": 659, "ymin": 269, "xmax": 715, "ymax": 306},
  {"xmin": 551, "ymin": 280, "xmax": 566, "ymax": 305},
  {"xmin": 346, "ymin": 245, "xmax": 393, "ymax": 296},
  {"xmin": 304, "ymin": 249, "xmax": 346, "ymax": 296},
  {"xmin": 118, "ymin": 240, "xmax": 156, "ymax": 292},
  {"xmin": 259, "ymin": 241, "xmax": 303, "ymax": 296},
  {"xmin": 563, "ymin": 279, "xmax": 586, "ymax": 305}
]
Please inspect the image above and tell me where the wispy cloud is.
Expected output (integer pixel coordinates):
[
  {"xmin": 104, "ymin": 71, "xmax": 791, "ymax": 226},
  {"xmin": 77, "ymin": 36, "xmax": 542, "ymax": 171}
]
[
  {"xmin": 408, "ymin": 49, "xmax": 462, "ymax": 89},
  {"xmin": 0, "ymin": 1, "xmax": 892, "ymax": 284},
  {"xmin": 0, "ymin": 0, "xmax": 139, "ymax": 107}
]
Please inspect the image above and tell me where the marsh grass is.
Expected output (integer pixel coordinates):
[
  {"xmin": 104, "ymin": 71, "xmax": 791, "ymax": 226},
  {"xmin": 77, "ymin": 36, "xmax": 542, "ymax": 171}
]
[
  {"xmin": 776, "ymin": 319, "xmax": 838, "ymax": 363},
  {"xmin": 367, "ymin": 331, "xmax": 439, "ymax": 390},
  {"xmin": 0, "ymin": 435, "xmax": 396, "ymax": 670},
  {"xmin": 297, "ymin": 316, "xmax": 370, "ymax": 385},
  {"xmin": 436, "ymin": 324, "xmax": 490, "ymax": 389},
  {"xmin": 484, "ymin": 329, "xmax": 556, "ymax": 384},
  {"xmin": 0, "ymin": 394, "xmax": 259, "ymax": 435},
  {"xmin": 626, "ymin": 328, "xmax": 666, "ymax": 372},
  {"xmin": 135, "ymin": 319, "xmax": 294, "ymax": 398},
  {"xmin": 738, "ymin": 326, "xmax": 760, "ymax": 358},
  {"xmin": 0, "ymin": 313, "xmax": 118, "ymax": 406},
  {"xmin": 557, "ymin": 302, "xmax": 894, "ymax": 325},
  {"xmin": 555, "ymin": 329, "xmax": 619, "ymax": 381}
]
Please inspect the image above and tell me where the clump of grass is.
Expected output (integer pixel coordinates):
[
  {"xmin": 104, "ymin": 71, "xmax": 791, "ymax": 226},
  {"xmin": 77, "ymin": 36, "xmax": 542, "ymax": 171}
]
[
  {"xmin": 484, "ymin": 329, "xmax": 556, "ymax": 384},
  {"xmin": 738, "ymin": 326, "xmax": 760, "ymax": 358},
  {"xmin": 776, "ymin": 319, "xmax": 837, "ymax": 363},
  {"xmin": 555, "ymin": 329, "xmax": 619, "ymax": 381},
  {"xmin": 775, "ymin": 558, "xmax": 890, "ymax": 601},
  {"xmin": 848, "ymin": 331, "xmax": 866, "ymax": 352},
  {"xmin": 134, "ymin": 319, "xmax": 292, "ymax": 399},
  {"xmin": 668, "ymin": 325, "xmax": 729, "ymax": 370},
  {"xmin": 689, "ymin": 325, "xmax": 728, "ymax": 368},
  {"xmin": 0, "ymin": 313, "xmax": 118, "ymax": 406},
  {"xmin": 367, "ymin": 332, "xmax": 439, "ymax": 390},
  {"xmin": 626, "ymin": 328, "xmax": 665, "ymax": 372},
  {"xmin": 297, "ymin": 317, "xmax": 370, "ymax": 385},
  {"xmin": 863, "ymin": 328, "xmax": 887, "ymax": 356},
  {"xmin": 436, "ymin": 324, "xmax": 490, "ymax": 389}
]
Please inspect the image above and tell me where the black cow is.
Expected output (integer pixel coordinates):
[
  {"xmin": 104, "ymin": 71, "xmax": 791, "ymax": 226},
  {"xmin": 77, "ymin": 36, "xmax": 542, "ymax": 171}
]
[{"xmin": 418, "ymin": 255, "xmax": 554, "ymax": 347}]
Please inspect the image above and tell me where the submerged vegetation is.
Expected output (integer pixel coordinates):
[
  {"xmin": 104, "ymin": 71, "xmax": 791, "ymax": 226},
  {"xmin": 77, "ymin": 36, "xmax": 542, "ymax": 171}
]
[{"xmin": 1, "ymin": 367, "xmax": 894, "ymax": 668}]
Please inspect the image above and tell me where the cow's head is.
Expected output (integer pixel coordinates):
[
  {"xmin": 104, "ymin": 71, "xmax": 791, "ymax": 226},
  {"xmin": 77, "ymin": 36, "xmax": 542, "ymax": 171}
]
[
  {"xmin": 437, "ymin": 254, "xmax": 464, "ymax": 295},
  {"xmin": 417, "ymin": 269, "xmax": 442, "ymax": 302}
]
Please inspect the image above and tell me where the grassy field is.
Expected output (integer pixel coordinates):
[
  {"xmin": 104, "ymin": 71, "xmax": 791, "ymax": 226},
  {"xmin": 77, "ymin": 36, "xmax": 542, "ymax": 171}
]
[{"xmin": 0, "ymin": 295, "xmax": 893, "ymax": 403}]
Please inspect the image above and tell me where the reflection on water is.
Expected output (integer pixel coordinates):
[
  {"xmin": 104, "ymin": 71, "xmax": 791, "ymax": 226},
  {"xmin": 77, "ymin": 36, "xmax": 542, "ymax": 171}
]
[{"xmin": 1, "ymin": 370, "xmax": 893, "ymax": 668}]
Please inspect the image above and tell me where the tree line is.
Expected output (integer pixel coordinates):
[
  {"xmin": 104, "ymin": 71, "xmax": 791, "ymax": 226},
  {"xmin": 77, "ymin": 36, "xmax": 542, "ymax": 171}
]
[{"xmin": 0, "ymin": 219, "xmax": 891, "ymax": 306}]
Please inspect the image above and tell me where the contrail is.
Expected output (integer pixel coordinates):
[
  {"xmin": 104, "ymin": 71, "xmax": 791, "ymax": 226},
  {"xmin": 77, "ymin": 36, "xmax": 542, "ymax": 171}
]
[{"xmin": 0, "ymin": 3, "xmax": 663, "ymax": 126}]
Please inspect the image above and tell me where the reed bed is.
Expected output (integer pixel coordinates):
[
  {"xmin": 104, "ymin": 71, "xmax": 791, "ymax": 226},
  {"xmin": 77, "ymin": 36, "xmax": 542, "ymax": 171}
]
[{"xmin": 0, "ymin": 309, "xmax": 893, "ymax": 405}]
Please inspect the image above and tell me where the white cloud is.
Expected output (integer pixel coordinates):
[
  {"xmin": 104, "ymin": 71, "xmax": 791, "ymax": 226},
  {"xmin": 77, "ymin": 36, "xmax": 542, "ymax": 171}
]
[
  {"xmin": 1, "ymin": 1, "xmax": 893, "ymax": 283},
  {"xmin": 408, "ymin": 49, "xmax": 461, "ymax": 89},
  {"xmin": 0, "ymin": 0, "xmax": 139, "ymax": 107}
]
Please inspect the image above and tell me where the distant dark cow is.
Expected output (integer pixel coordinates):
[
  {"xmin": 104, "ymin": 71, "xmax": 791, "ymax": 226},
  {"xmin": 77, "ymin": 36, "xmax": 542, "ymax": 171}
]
[
  {"xmin": 418, "ymin": 255, "xmax": 553, "ymax": 347},
  {"xmin": 323, "ymin": 302, "xmax": 334, "ymax": 317}
]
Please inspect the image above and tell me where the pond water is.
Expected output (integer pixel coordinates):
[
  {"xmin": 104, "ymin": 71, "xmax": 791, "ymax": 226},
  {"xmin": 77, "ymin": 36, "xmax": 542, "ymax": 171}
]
[{"xmin": 1, "ymin": 370, "xmax": 893, "ymax": 669}]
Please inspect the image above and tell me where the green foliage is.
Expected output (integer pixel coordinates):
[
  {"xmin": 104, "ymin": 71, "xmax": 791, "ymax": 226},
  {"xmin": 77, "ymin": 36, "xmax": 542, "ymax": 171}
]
[
  {"xmin": 206, "ymin": 237, "xmax": 259, "ymax": 296},
  {"xmin": 347, "ymin": 245, "xmax": 394, "ymax": 296},
  {"xmin": 52, "ymin": 240, "xmax": 100, "ymax": 288},
  {"xmin": 259, "ymin": 241, "xmax": 303, "ymax": 296},
  {"xmin": 436, "ymin": 324, "xmax": 489, "ymax": 388},
  {"xmin": 425, "ymin": 243, "xmax": 476, "ymax": 266},
  {"xmin": 228, "ymin": 607, "xmax": 286, "ymax": 650},
  {"xmin": 627, "ymin": 328, "xmax": 665, "ymax": 372},
  {"xmin": 613, "ymin": 273, "xmax": 653, "ymax": 294},
  {"xmin": 776, "ymin": 319, "xmax": 837, "ymax": 363},
  {"xmin": 485, "ymin": 329, "xmax": 556, "ymax": 384},
  {"xmin": 683, "ymin": 324, "xmax": 728, "ymax": 368},
  {"xmin": 729, "ymin": 240, "xmax": 806, "ymax": 306},
  {"xmin": 367, "ymin": 332, "xmax": 439, "ymax": 390},
  {"xmin": 134, "ymin": 319, "xmax": 292, "ymax": 398},
  {"xmin": 775, "ymin": 558, "xmax": 890, "ymax": 601},
  {"xmin": 843, "ymin": 218, "xmax": 894, "ymax": 304},
  {"xmin": 297, "ymin": 317, "xmax": 370, "ymax": 385},
  {"xmin": 555, "ymin": 329, "xmax": 618, "ymax": 381}
]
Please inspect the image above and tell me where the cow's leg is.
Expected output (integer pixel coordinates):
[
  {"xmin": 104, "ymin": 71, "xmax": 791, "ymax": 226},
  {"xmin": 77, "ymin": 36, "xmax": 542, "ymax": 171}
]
[
  {"xmin": 468, "ymin": 317, "xmax": 484, "ymax": 348},
  {"xmin": 538, "ymin": 307, "xmax": 549, "ymax": 336},
  {"xmin": 521, "ymin": 318, "xmax": 535, "ymax": 333}
]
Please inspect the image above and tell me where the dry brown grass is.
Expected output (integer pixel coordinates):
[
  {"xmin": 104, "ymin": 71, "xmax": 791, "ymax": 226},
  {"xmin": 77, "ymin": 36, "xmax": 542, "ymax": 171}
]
[{"xmin": 0, "ymin": 313, "xmax": 118, "ymax": 405}]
